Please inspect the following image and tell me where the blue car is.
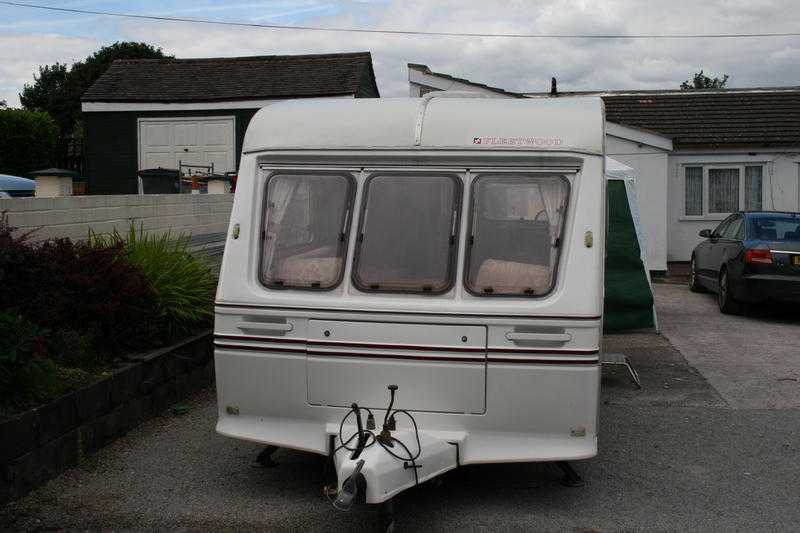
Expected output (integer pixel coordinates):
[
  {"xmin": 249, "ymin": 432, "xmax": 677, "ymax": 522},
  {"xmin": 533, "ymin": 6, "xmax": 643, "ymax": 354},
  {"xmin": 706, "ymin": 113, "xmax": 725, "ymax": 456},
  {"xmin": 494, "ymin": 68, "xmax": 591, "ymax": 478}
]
[
  {"xmin": 690, "ymin": 211, "xmax": 800, "ymax": 313},
  {"xmin": 0, "ymin": 174, "xmax": 35, "ymax": 198}
]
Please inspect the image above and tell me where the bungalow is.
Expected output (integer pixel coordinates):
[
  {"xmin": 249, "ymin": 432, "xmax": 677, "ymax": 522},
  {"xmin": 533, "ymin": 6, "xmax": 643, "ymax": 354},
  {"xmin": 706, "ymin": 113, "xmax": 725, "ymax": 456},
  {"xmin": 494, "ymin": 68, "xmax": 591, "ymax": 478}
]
[
  {"xmin": 409, "ymin": 63, "xmax": 800, "ymax": 270},
  {"xmin": 81, "ymin": 52, "xmax": 379, "ymax": 194}
]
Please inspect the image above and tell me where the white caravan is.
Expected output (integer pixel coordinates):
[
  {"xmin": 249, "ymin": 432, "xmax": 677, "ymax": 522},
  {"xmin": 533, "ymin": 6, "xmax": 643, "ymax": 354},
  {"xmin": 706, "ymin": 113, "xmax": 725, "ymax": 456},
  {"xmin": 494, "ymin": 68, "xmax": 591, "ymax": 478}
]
[{"xmin": 215, "ymin": 94, "xmax": 606, "ymax": 513}]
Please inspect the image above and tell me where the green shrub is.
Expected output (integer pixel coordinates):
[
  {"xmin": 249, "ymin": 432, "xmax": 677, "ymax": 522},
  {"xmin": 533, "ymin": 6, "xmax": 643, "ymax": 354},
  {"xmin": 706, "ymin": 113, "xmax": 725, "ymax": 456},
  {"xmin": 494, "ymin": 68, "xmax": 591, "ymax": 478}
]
[
  {"xmin": 0, "ymin": 218, "xmax": 215, "ymax": 410},
  {"xmin": 0, "ymin": 310, "xmax": 42, "ymax": 365},
  {"xmin": 45, "ymin": 327, "xmax": 100, "ymax": 369},
  {"xmin": 0, "ymin": 216, "xmax": 162, "ymax": 353},
  {"xmin": 91, "ymin": 225, "xmax": 216, "ymax": 338},
  {"xmin": 0, "ymin": 108, "xmax": 58, "ymax": 176},
  {"xmin": 0, "ymin": 311, "xmax": 60, "ymax": 403},
  {"xmin": 55, "ymin": 366, "xmax": 97, "ymax": 393}
]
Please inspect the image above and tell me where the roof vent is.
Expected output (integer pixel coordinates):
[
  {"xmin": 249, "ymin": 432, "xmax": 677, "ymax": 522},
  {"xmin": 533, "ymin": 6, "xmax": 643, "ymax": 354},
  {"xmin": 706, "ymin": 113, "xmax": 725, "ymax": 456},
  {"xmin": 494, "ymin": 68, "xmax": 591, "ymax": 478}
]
[{"xmin": 550, "ymin": 77, "xmax": 558, "ymax": 97}]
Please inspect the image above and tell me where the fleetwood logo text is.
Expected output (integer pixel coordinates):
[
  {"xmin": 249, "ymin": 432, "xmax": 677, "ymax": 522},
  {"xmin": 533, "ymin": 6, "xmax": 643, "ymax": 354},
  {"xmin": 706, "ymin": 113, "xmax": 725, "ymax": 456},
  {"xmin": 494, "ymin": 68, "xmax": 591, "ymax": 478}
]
[{"xmin": 472, "ymin": 136, "xmax": 564, "ymax": 147}]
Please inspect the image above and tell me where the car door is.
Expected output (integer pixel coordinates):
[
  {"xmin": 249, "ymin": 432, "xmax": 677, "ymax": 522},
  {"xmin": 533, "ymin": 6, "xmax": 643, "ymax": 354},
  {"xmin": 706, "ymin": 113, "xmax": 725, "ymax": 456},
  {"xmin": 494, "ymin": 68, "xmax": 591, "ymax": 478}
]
[
  {"xmin": 706, "ymin": 216, "xmax": 736, "ymax": 281},
  {"xmin": 718, "ymin": 215, "xmax": 744, "ymax": 273},
  {"xmin": 696, "ymin": 216, "xmax": 731, "ymax": 280}
]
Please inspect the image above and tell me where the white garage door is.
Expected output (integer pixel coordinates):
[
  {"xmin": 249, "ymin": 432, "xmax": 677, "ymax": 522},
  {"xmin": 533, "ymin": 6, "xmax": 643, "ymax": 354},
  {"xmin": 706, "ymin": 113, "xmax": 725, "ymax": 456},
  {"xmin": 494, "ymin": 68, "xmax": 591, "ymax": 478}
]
[{"xmin": 138, "ymin": 117, "xmax": 235, "ymax": 173}]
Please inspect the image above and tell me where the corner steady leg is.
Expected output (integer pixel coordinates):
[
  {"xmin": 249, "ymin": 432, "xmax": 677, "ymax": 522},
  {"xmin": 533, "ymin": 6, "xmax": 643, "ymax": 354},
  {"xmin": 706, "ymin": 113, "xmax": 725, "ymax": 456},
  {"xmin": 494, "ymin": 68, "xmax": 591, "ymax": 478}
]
[
  {"xmin": 378, "ymin": 499, "xmax": 396, "ymax": 533},
  {"xmin": 256, "ymin": 445, "xmax": 280, "ymax": 467},
  {"xmin": 556, "ymin": 461, "xmax": 585, "ymax": 487}
]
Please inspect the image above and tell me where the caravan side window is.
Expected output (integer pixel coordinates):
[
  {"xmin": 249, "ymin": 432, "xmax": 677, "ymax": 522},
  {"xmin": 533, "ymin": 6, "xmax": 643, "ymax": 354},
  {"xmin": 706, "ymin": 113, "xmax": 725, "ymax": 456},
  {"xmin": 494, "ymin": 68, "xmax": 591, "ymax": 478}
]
[
  {"xmin": 260, "ymin": 173, "xmax": 354, "ymax": 290},
  {"xmin": 465, "ymin": 174, "xmax": 569, "ymax": 297},
  {"xmin": 352, "ymin": 174, "xmax": 461, "ymax": 294}
]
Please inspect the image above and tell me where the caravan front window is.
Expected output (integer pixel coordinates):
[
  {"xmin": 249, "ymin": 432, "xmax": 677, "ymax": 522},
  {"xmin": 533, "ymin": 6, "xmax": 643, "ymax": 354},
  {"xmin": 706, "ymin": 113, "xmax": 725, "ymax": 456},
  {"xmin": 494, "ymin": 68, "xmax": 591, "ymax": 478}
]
[
  {"xmin": 465, "ymin": 174, "xmax": 569, "ymax": 296},
  {"xmin": 353, "ymin": 175, "xmax": 461, "ymax": 293},
  {"xmin": 260, "ymin": 173, "xmax": 354, "ymax": 290}
]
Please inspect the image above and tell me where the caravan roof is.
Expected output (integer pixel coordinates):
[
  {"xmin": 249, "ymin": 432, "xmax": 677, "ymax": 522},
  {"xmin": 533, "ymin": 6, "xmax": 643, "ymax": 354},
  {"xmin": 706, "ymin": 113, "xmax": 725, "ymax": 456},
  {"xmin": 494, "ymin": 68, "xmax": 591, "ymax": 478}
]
[{"xmin": 242, "ymin": 96, "xmax": 604, "ymax": 155}]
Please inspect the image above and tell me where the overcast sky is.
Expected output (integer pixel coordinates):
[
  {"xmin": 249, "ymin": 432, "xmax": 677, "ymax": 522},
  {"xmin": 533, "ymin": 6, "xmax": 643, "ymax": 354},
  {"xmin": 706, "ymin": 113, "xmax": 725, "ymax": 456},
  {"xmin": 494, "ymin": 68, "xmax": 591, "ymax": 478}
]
[{"xmin": 2, "ymin": 0, "xmax": 800, "ymax": 106}]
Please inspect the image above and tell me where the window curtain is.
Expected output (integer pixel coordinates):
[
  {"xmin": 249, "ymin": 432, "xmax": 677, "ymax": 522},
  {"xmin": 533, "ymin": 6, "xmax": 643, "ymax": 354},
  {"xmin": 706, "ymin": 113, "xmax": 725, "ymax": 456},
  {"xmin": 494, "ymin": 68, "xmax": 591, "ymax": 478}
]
[
  {"xmin": 744, "ymin": 166, "xmax": 763, "ymax": 211},
  {"xmin": 538, "ymin": 178, "xmax": 567, "ymax": 270},
  {"xmin": 263, "ymin": 177, "xmax": 299, "ymax": 276},
  {"xmin": 708, "ymin": 168, "xmax": 739, "ymax": 213},
  {"xmin": 685, "ymin": 167, "xmax": 703, "ymax": 215}
]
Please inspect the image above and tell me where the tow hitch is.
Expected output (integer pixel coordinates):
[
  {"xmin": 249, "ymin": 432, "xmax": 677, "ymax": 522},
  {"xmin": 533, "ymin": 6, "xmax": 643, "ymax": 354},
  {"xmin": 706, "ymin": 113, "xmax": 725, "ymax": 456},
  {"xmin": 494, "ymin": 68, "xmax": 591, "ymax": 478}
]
[{"xmin": 327, "ymin": 385, "xmax": 459, "ymax": 528}]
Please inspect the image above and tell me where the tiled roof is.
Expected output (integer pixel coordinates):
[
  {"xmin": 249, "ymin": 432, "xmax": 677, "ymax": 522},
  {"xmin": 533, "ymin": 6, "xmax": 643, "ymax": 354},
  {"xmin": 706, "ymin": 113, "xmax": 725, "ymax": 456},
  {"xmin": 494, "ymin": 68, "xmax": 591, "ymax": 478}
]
[
  {"xmin": 537, "ymin": 89, "xmax": 800, "ymax": 149},
  {"xmin": 82, "ymin": 52, "xmax": 378, "ymax": 102},
  {"xmin": 601, "ymin": 91, "xmax": 800, "ymax": 149}
]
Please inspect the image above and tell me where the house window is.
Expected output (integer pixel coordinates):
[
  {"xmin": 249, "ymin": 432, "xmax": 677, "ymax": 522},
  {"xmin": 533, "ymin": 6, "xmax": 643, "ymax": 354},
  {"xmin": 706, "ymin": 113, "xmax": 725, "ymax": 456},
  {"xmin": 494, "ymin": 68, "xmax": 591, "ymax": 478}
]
[
  {"xmin": 683, "ymin": 164, "xmax": 764, "ymax": 216},
  {"xmin": 685, "ymin": 167, "xmax": 703, "ymax": 216},
  {"xmin": 708, "ymin": 168, "xmax": 739, "ymax": 213},
  {"xmin": 744, "ymin": 166, "xmax": 763, "ymax": 211}
]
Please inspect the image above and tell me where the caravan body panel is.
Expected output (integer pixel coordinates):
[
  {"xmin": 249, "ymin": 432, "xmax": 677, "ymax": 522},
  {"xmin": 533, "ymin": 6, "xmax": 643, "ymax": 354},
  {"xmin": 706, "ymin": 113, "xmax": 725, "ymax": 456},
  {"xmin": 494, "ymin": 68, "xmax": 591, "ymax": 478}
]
[{"xmin": 215, "ymin": 97, "xmax": 606, "ymax": 497}]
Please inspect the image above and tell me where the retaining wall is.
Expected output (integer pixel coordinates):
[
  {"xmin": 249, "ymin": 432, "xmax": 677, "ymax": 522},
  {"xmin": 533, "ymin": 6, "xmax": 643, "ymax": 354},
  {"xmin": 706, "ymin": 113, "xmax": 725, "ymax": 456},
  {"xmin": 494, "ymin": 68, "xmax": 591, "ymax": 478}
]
[
  {"xmin": 0, "ymin": 194, "xmax": 233, "ymax": 242},
  {"xmin": 0, "ymin": 332, "xmax": 214, "ymax": 503}
]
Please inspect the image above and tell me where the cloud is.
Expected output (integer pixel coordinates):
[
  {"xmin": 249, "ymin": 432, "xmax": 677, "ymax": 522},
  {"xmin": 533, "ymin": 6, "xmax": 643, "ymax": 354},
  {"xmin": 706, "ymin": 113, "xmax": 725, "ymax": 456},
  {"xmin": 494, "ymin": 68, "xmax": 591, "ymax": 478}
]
[
  {"xmin": 2, "ymin": 0, "xmax": 800, "ymax": 108},
  {"xmin": 0, "ymin": 33, "xmax": 100, "ymax": 106}
]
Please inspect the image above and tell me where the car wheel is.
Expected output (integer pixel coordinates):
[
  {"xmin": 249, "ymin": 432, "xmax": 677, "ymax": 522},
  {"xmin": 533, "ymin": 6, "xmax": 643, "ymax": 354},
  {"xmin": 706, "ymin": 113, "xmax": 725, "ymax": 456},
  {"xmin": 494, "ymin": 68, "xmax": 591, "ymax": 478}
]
[
  {"xmin": 689, "ymin": 257, "xmax": 704, "ymax": 293},
  {"xmin": 718, "ymin": 268, "xmax": 741, "ymax": 315}
]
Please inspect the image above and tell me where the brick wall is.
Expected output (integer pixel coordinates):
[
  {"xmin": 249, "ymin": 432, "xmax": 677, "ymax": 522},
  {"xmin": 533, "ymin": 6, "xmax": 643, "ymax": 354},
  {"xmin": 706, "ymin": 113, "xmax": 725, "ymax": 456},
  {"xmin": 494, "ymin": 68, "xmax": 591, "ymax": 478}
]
[{"xmin": 0, "ymin": 194, "xmax": 233, "ymax": 242}]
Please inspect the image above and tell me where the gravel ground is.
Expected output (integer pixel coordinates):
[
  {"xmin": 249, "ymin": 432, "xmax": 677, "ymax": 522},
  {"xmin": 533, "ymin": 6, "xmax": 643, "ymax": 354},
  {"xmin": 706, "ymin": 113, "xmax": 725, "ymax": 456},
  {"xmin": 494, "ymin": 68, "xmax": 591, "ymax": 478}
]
[{"xmin": 3, "ymin": 284, "xmax": 799, "ymax": 531}]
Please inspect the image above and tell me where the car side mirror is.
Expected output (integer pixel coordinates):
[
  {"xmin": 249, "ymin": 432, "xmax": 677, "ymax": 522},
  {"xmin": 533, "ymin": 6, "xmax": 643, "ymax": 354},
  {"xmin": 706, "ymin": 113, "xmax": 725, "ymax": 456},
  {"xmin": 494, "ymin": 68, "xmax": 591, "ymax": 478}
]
[{"xmin": 698, "ymin": 229, "xmax": 712, "ymax": 238}]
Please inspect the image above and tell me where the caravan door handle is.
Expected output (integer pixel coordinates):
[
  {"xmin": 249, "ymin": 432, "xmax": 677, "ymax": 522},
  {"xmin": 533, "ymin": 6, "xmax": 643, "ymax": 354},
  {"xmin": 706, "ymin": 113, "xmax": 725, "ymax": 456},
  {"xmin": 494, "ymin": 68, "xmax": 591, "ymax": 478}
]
[
  {"xmin": 237, "ymin": 322, "xmax": 293, "ymax": 334},
  {"xmin": 505, "ymin": 332, "xmax": 572, "ymax": 343}
]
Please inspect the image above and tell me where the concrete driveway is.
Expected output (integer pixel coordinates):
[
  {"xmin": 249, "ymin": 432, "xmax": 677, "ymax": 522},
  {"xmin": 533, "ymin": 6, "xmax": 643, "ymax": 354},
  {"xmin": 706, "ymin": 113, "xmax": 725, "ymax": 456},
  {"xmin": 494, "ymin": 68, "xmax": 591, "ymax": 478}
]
[
  {"xmin": 656, "ymin": 283, "xmax": 800, "ymax": 409},
  {"xmin": 3, "ymin": 284, "xmax": 799, "ymax": 531}
]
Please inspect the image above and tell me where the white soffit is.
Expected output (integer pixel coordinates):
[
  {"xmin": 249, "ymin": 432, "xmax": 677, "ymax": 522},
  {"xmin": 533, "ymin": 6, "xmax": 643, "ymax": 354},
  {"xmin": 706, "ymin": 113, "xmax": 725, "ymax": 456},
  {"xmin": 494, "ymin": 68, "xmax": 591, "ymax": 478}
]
[
  {"xmin": 408, "ymin": 67, "xmax": 514, "ymax": 98},
  {"xmin": 606, "ymin": 122, "xmax": 673, "ymax": 152}
]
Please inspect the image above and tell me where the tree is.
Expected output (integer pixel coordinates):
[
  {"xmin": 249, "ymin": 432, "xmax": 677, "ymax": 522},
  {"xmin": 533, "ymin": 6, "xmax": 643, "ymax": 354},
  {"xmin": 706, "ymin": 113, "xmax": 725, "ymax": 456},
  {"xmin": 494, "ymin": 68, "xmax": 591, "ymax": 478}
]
[
  {"xmin": 0, "ymin": 108, "xmax": 59, "ymax": 176},
  {"xmin": 0, "ymin": 100, "xmax": 6, "ymax": 108},
  {"xmin": 19, "ymin": 42, "xmax": 172, "ymax": 169},
  {"xmin": 19, "ymin": 63, "xmax": 70, "ymax": 132},
  {"xmin": 680, "ymin": 70, "xmax": 729, "ymax": 90}
]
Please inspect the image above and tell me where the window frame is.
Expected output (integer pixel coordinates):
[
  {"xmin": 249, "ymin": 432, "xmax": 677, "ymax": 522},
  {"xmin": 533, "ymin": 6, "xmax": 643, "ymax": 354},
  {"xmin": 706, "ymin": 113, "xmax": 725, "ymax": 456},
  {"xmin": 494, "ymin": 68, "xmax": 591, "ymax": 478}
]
[
  {"xmin": 684, "ymin": 166, "xmax": 704, "ymax": 216},
  {"xmin": 712, "ymin": 216, "xmax": 733, "ymax": 238},
  {"xmin": 463, "ymin": 173, "xmax": 571, "ymax": 299},
  {"xmin": 728, "ymin": 215, "xmax": 745, "ymax": 240},
  {"xmin": 747, "ymin": 213, "xmax": 800, "ymax": 241},
  {"xmin": 714, "ymin": 214, "xmax": 743, "ymax": 240},
  {"xmin": 682, "ymin": 163, "xmax": 764, "ymax": 219},
  {"xmin": 258, "ymin": 170, "xmax": 356, "ymax": 292},
  {"xmin": 707, "ymin": 167, "xmax": 741, "ymax": 214},
  {"xmin": 351, "ymin": 172, "xmax": 464, "ymax": 295}
]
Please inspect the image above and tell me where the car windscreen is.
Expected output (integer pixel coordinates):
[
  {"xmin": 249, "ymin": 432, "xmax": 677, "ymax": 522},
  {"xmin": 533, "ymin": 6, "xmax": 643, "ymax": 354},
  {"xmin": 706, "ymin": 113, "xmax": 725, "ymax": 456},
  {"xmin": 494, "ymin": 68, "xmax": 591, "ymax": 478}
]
[
  {"xmin": 260, "ymin": 173, "xmax": 353, "ymax": 290},
  {"xmin": 352, "ymin": 175, "xmax": 461, "ymax": 293},
  {"xmin": 465, "ymin": 174, "xmax": 570, "ymax": 296},
  {"xmin": 747, "ymin": 215, "xmax": 800, "ymax": 241}
]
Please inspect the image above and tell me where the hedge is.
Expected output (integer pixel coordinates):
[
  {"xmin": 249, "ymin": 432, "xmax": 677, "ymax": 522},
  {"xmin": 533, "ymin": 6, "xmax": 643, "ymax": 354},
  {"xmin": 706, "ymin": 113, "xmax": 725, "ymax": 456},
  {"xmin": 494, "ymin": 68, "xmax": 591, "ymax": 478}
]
[{"xmin": 0, "ymin": 108, "xmax": 58, "ymax": 177}]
